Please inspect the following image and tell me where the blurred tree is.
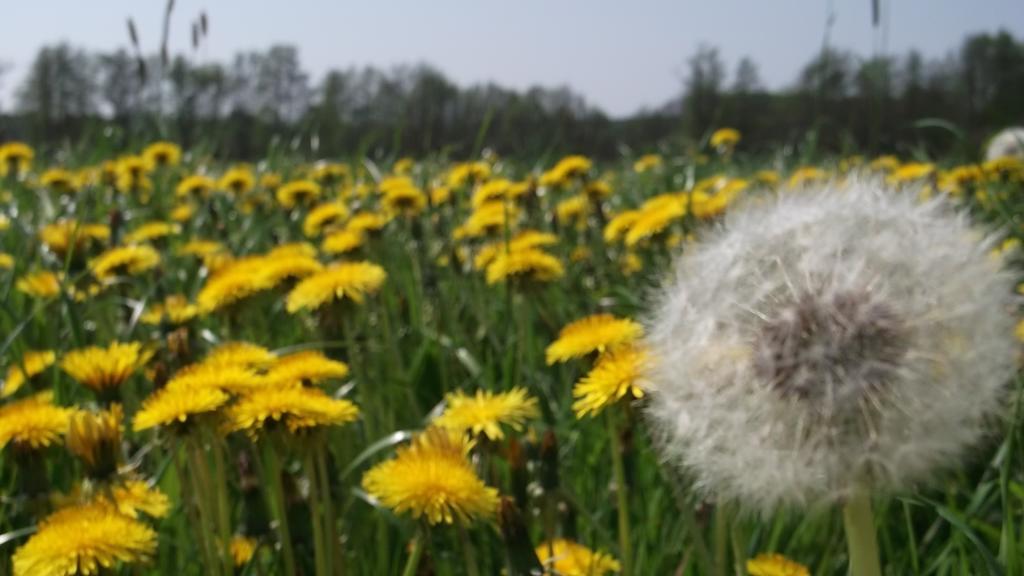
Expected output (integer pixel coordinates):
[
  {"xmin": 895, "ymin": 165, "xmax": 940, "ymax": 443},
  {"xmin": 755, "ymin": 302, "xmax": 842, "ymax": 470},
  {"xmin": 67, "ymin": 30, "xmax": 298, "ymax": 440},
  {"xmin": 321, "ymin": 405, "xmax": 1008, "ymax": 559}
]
[
  {"xmin": 16, "ymin": 43, "xmax": 96, "ymax": 141},
  {"xmin": 682, "ymin": 44, "xmax": 725, "ymax": 139}
]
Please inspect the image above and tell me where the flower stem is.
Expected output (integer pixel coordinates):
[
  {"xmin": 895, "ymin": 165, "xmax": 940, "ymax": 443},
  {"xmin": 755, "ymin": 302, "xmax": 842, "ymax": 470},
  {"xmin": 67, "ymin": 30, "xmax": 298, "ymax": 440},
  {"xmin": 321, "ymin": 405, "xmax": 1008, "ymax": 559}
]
[
  {"xmin": 712, "ymin": 504, "xmax": 729, "ymax": 576},
  {"xmin": 306, "ymin": 452, "xmax": 329, "ymax": 576},
  {"xmin": 261, "ymin": 443, "xmax": 298, "ymax": 576},
  {"xmin": 400, "ymin": 528, "xmax": 426, "ymax": 576},
  {"xmin": 607, "ymin": 411, "xmax": 633, "ymax": 576},
  {"xmin": 316, "ymin": 447, "xmax": 342, "ymax": 575},
  {"xmin": 206, "ymin": 429, "xmax": 235, "ymax": 576},
  {"xmin": 458, "ymin": 522, "xmax": 481, "ymax": 576},
  {"xmin": 842, "ymin": 490, "xmax": 882, "ymax": 576}
]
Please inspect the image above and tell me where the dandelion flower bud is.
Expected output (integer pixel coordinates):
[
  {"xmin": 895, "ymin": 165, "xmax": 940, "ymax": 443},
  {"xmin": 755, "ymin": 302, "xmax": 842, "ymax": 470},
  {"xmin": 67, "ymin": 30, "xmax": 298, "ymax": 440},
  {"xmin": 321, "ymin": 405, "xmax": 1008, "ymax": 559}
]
[{"xmin": 644, "ymin": 181, "xmax": 1018, "ymax": 512}]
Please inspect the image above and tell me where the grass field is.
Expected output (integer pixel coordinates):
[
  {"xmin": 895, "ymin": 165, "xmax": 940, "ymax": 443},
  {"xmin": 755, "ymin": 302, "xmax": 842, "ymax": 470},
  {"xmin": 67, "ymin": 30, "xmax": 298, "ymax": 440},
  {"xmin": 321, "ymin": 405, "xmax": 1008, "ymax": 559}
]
[{"xmin": 0, "ymin": 135, "xmax": 1022, "ymax": 576}]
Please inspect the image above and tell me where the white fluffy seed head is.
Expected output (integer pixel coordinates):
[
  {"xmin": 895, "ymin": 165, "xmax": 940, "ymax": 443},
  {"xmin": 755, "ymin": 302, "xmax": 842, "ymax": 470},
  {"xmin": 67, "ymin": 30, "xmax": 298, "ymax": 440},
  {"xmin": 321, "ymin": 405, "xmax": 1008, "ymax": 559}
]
[
  {"xmin": 644, "ymin": 179, "xmax": 1019, "ymax": 513},
  {"xmin": 985, "ymin": 127, "xmax": 1024, "ymax": 162}
]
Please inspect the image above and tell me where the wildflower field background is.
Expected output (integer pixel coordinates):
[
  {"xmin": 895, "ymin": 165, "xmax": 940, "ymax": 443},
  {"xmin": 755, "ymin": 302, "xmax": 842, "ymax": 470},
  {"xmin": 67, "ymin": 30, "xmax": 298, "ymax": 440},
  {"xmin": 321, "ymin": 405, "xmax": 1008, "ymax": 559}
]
[
  {"xmin": 2, "ymin": 3, "xmax": 1024, "ymax": 573},
  {"xmin": 0, "ymin": 132, "xmax": 1023, "ymax": 576}
]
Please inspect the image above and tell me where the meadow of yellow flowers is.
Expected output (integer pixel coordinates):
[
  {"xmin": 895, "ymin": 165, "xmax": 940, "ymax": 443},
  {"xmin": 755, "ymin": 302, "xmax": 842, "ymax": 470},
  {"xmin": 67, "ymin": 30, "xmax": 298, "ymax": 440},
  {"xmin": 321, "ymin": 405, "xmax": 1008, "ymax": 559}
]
[{"xmin": 0, "ymin": 133, "xmax": 1022, "ymax": 576}]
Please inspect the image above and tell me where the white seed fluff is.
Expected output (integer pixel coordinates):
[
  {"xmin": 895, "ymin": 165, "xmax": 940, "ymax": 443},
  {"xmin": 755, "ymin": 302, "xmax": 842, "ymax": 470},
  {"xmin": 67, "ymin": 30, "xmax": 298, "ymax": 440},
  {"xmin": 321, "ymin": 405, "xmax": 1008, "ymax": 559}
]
[
  {"xmin": 985, "ymin": 127, "xmax": 1024, "ymax": 162},
  {"xmin": 644, "ymin": 180, "xmax": 1018, "ymax": 513}
]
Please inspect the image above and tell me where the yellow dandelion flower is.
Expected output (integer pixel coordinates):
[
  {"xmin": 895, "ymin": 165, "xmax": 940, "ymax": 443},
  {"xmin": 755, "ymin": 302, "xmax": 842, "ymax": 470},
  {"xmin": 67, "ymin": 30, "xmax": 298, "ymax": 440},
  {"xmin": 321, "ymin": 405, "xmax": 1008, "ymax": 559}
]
[
  {"xmin": 362, "ymin": 428, "xmax": 499, "ymax": 524},
  {"xmin": 625, "ymin": 196, "xmax": 686, "ymax": 247},
  {"xmin": 710, "ymin": 127, "xmax": 741, "ymax": 151},
  {"xmin": 462, "ymin": 202, "xmax": 520, "ymax": 237},
  {"xmin": 555, "ymin": 194, "xmax": 589, "ymax": 225},
  {"xmin": 382, "ymin": 185, "xmax": 429, "ymax": 216},
  {"xmin": 175, "ymin": 174, "xmax": 216, "ymax": 198},
  {"xmin": 277, "ymin": 180, "xmax": 322, "ymax": 208},
  {"xmin": 142, "ymin": 141, "xmax": 182, "ymax": 167},
  {"xmin": 114, "ymin": 155, "xmax": 152, "ymax": 192},
  {"xmin": 584, "ymin": 180, "xmax": 612, "ymax": 200},
  {"xmin": 0, "ymin": 392, "xmax": 71, "ymax": 450},
  {"xmin": 887, "ymin": 162, "xmax": 935, "ymax": 186},
  {"xmin": 133, "ymin": 385, "xmax": 229, "ymax": 431},
  {"xmin": 430, "ymin": 185, "xmax": 452, "ymax": 205},
  {"xmin": 167, "ymin": 203, "xmax": 193, "ymax": 223},
  {"xmin": 166, "ymin": 361, "xmax": 264, "ymax": 394},
  {"xmin": 196, "ymin": 257, "xmax": 275, "ymax": 313},
  {"xmin": 264, "ymin": 350, "xmax": 349, "ymax": 387},
  {"xmin": 60, "ymin": 342, "xmax": 153, "ymax": 393},
  {"xmin": 447, "ymin": 161, "xmax": 492, "ymax": 188},
  {"xmin": 311, "ymin": 162, "xmax": 350, "ymax": 185},
  {"xmin": 746, "ymin": 553, "xmax": 810, "ymax": 576},
  {"xmin": 869, "ymin": 155, "xmax": 900, "ymax": 173},
  {"xmin": 110, "ymin": 479, "xmax": 170, "ymax": 518},
  {"xmin": 285, "ymin": 261, "xmax": 387, "ymax": 313},
  {"xmin": 536, "ymin": 539, "xmax": 621, "ymax": 576},
  {"xmin": 471, "ymin": 179, "xmax": 512, "ymax": 209},
  {"xmin": 220, "ymin": 166, "xmax": 255, "ymax": 195},
  {"xmin": 573, "ymin": 345, "xmax": 649, "ymax": 418},
  {"xmin": 16, "ymin": 271, "xmax": 63, "ymax": 299},
  {"xmin": 755, "ymin": 170, "xmax": 780, "ymax": 187},
  {"xmin": 3, "ymin": 350, "xmax": 56, "ymax": 397},
  {"xmin": 261, "ymin": 252, "xmax": 324, "ymax": 289},
  {"xmin": 231, "ymin": 536, "xmax": 258, "ymax": 567},
  {"xmin": 304, "ymin": 202, "xmax": 350, "ymax": 237},
  {"xmin": 379, "ymin": 175, "xmax": 416, "ymax": 194},
  {"xmin": 434, "ymin": 388, "xmax": 539, "ymax": 441},
  {"xmin": 12, "ymin": 501, "xmax": 156, "ymax": 576},
  {"xmin": 322, "ymin": 228, "xmax": 365, "ymax": 255},
  {"xmin": 620, "ymin": 252, "xmax": 643, "ymax": 276},
  {"xmin": 40, "ymin": 168, "xmax": 79, "ymax": 194},
  {"xmin": 205, "ymin": 341, "xmax": 276, "ymax": 369},
  {"xmin": 179, "ymin": 239, "xmax": 226, "ymax": 258},
  {"xmin": 542, "ymin": 155, "xmax": 592, "ymax": 187},
  {"xmin": 225, "ymin": 386, "xmax": 359, "ymax": 435},
  {"xmin": 260, "ymin": 172, "xmax": 282, "ymax": 190},
  {"xmin": 983, "ymin": 156, "xmax": 1024, "ymax": 182},
  {"xmin": 633, "ymin": 154, "xmax": 662, "ymax": 173},
  {"xmin": 124, "ymin": 221, "xmax": 180, "ymax": 245},
  {"xmin": 603, "ymin": 210, "xmax": 642, "ymax": 243},
  {"xmin": 67, "ymin": 404, "xmax": 122, "ymax": 474},
  {"xmin": 0, "ymin": 142, "xmax": 34, "ymax": 177},
  {"xmin": 89, "ymin": 244, "xmax": 161, "ymax": 281},
  {"xmin": 141, "ymin": 294, "xmax": 198, "ymax": 325},
  {"xmin": 0, "ymin": 252, "xmax": 12, "ymax": 269},
  {"xmin": 787, "ymin": 166, "xmax": 827, "ymax": 188},
  {"xmin": 485, "ymin": 248, "xmax": 564, "ymax": 285},
  {"xmin": 346, "ymin": 211, "xmax": 391, "ymax": 235},
  {"xmin": 393, "ymin": 157, "xmax": 415, "ymax": 175},
  {"xmin": 546, "ymin": 314, "xmax": 643, "ymax": 365},
  {"xmin": 40, "ymin": 220, "xmax": 111, "ymax": 256},
  {"xmin": 474, "ymin": 230, "xmax": 558, "ymax": 270},
  {"xmin": 1016, "ymin": 318, "xmax": 1024, "ymax": 342}
]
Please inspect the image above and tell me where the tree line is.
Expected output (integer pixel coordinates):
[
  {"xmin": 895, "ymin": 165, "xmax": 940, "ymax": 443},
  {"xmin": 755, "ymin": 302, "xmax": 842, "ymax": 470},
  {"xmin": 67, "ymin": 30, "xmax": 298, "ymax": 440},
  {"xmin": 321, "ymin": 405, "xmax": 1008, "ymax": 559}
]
[{"xmin": 1, "ymin": 30, "xmax": 1022, "ymax": 161}]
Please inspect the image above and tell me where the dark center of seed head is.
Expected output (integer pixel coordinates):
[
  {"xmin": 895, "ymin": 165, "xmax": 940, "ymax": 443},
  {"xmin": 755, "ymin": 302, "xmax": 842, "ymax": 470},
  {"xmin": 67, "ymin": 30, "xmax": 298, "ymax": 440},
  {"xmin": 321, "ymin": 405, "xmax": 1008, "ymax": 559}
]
[{"xmin": 753, "ymin": 289, "xmax": 908, "ymax": 405}]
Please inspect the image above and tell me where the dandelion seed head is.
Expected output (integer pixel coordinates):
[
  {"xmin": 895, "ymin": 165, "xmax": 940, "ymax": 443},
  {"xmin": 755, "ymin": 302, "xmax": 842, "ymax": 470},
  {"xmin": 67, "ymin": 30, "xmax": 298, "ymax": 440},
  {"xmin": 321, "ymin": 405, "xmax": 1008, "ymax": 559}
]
[{"xmin": 644, "ymin": 180, "xmax": 1019, "ymax": 512}]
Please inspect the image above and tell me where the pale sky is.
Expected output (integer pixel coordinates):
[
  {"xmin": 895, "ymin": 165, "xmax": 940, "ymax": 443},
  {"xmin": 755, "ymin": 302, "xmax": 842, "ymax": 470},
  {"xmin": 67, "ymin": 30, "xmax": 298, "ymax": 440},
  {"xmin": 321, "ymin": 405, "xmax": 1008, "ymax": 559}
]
[{"xmin": 3, "ymin": 0, "xmax": 1023, "ymax": 117}]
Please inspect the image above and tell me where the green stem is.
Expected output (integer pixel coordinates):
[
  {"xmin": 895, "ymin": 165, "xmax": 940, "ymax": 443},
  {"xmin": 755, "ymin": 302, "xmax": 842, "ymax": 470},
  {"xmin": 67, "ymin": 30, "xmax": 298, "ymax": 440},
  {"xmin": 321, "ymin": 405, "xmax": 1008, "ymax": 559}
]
[
  {"xmin": 306, "ymin": 453, "xmax": 328, "ymax": 576},
  {"xmin": 713, "ymin": 505, "xmax": 729, "ymax": 576},
  {"xmin": 730, "ymin": 513, "xmax": 747, "ymax": 576},
  {"xmin": 176, "ymin": 439, "xmax": 218, "ymax": 575},
  {"xmin": 186, "ymin": 435, "xmax": 223, "ymax": 576},
  {"xmin": 316, "ymin": 447, "xmax": 341, "ymax": 575},
  {"xmin": 607, "ymin": 411, "xmax": 633, "ymax": 576},
  {"xmin": 458, "ymin": 522, "xmax": 481, "ymax": 576},
  {"xmin": 261, "ymin": 443, "xmax": 298, "ymax": 576},
  {"xmin": 842, "ymin": 490, "xmax": 883, "ymax": 576},
  {"xmin": 208, "ymin": 429, "xmax": 235, "ymax": 575},
  {"xmin": 400, "ymin": 528, "xmax": 426, "ymax": 576}
]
